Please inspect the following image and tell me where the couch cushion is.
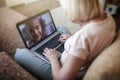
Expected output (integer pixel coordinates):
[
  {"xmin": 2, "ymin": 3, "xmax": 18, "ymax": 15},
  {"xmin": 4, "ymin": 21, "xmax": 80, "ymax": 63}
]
[
  {"xmin": 0, "ymin": 7, "xmax": 27, "ymax": 57},
  {"xmin": 0, "ymin": 51, "xmax": 37, "ymax": 80},
  {"xmin": 83, "ymin": 30, "xmax": 120, "ymax": 80}
]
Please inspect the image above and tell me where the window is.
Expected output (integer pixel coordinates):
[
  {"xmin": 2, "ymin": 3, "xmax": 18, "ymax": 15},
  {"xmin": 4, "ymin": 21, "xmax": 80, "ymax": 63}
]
[{"xmin": 23, "ymin": 0, "xmax": 39, "ymax": 5}]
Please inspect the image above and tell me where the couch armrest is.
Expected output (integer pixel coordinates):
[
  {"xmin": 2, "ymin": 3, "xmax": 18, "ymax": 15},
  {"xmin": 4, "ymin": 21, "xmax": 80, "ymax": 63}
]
[
  {"xmin": 0, "ymin": 7, "xmax": 27, "ymax": 57},
  {"xmin": 0, "ymin": 51, "xmax": 37, "ymax": 80},
  {"xmin": 83, "ymin": 30, "xmax": 120, "ymax": 80}
]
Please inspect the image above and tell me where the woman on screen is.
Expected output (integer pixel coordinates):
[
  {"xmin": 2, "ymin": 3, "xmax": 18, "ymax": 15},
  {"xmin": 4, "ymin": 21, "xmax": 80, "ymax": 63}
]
[{"xmin": 25, "ymin": 21, "xmax": 43, "ymax": 47}]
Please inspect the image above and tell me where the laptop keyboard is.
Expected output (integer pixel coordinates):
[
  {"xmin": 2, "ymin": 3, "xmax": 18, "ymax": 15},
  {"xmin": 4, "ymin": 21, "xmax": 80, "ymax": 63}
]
[{"xmin": 36, "ymin": 33, "xmax": 64, "ymax": 54}]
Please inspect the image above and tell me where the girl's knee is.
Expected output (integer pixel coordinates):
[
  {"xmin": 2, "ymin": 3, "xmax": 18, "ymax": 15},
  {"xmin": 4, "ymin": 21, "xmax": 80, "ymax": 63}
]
[
  {"xmin": 57, "ymin": 26, "xmax": 71, "ymax": 35},
  {"xmin": 14, "ymin": 48, "xmax": 31, "ymax": 61}
]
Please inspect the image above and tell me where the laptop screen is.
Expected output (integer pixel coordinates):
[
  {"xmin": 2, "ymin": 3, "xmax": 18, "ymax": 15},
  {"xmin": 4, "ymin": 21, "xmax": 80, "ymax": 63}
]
[{"xmin": 17, "ymin": 10, "xmax": 56, "ymax": 49}]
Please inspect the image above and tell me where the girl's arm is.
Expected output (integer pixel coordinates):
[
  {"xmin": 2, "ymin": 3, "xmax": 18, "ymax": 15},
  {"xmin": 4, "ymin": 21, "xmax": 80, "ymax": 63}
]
[{"xmin": 43, "ymin": 48, "xmax": 85, "ymax": 80}]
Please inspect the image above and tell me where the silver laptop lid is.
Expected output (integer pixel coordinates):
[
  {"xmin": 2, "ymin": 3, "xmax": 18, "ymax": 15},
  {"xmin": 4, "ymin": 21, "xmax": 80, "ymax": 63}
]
[{"xmin": 17, "ymin": 10, "xmax": 57, "ymax": 49}]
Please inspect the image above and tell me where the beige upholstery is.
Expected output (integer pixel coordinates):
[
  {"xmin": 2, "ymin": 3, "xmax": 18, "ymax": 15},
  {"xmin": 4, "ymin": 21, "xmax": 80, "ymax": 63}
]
[
  {"xmin": 0, "ymin": 7, "xmax": 27, "ymax": 57},
  {"xmin": 0, "ymin": 52, "xmax": 37, "ymax": 80},
  {"xmin": 83, "ymin": 30, "xmax": 120, "ymax": 80},
  {"xmin": 0, "ymin": 7, "xmax": 37, "ymax": 80}
]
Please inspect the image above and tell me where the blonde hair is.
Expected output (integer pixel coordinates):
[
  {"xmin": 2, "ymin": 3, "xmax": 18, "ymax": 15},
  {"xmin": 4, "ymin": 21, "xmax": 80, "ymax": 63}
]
[{"xmin": 59, "ymin": 0, "xmax": 104, "ymax": 22}]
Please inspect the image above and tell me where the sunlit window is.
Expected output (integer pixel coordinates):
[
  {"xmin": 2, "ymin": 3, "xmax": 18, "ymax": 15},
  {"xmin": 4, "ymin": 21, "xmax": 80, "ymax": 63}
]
[
  {"xmin": 99, "ymin": 0, "xmax": 105, "ymax": 7},
  {"xmin": 23, "ymin": 0, "xmax": 39, "ymax": 5}
]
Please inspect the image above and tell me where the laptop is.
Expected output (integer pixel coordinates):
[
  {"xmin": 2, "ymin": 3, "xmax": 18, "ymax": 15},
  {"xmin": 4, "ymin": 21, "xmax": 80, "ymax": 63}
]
[{"xmin": 17, "ymin": 10, "xmax": 64, "ymax": 63}]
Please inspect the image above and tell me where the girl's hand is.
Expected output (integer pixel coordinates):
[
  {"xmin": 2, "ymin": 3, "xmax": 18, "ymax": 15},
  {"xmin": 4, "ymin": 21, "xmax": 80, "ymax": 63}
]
[
  {"xmin": 59, "ymin": 34, "xmax": 70, "ymax": 43},
  {"xmin": 43, "ymin": 48, "xmax": 59, "ymax": 62}
]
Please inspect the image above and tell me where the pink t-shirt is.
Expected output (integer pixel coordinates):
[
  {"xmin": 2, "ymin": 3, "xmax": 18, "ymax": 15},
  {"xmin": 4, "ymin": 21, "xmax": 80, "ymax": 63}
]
[{"xmin": 60, "ymin": 13, "xmax": 116, "ymax": 67}]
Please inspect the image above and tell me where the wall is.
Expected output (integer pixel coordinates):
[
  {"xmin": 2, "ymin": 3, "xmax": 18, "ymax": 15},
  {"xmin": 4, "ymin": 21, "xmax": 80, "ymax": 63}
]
[{"xmin": 6, "ymin": 0, "xmax": 24, "ymax": 7}]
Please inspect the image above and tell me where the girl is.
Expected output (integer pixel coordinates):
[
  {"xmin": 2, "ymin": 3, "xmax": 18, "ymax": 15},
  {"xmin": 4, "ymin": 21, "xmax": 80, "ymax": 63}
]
[{"xmin": 14, "ymin": 0, "xmax": 116, "ymax": 80}]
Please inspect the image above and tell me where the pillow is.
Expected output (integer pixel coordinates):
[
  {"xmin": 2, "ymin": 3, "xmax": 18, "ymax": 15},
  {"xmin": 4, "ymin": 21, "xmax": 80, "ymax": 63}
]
[
  {"xmin": 83, "ymin": 30, "xmax": 120, "ymax": 80},
  {"xmin": 0, "ymin": 51, "xmax": 37, "ymax": 80},
  {"xmin": 0, "ymin": 7, "xmax": 27, "ymax": 57}
]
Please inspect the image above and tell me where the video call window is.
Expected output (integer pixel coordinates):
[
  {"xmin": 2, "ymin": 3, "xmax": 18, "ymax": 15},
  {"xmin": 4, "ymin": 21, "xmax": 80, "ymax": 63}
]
[{"xmin": 18, "ymin": 12, "xmax": 56, "ymax": 48}]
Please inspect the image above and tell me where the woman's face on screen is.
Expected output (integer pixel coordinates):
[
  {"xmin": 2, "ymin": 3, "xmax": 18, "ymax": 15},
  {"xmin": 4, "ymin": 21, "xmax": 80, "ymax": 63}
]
[{"xmin": 31, "ymin": 25, "xmax": 42, "ymax": 41}]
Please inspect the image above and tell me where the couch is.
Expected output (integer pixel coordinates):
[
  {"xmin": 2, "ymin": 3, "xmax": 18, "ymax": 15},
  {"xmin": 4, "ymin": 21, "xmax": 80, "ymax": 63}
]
[
  {"xmin": 0, "ymin": 7, "xmax": 120, "ymax": 80},
  {"xmin": 0, "ymin": 7, "xmax": 37, "ymax": 80}
]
